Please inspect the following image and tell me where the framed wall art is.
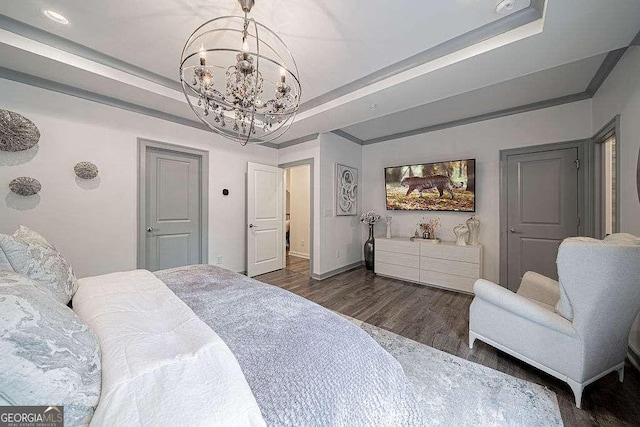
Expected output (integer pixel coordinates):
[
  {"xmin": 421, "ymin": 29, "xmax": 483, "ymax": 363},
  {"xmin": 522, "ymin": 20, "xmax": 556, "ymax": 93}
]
[{"xmin": 336, "ymin": 163, "xmax": 358, "ymax": 216}]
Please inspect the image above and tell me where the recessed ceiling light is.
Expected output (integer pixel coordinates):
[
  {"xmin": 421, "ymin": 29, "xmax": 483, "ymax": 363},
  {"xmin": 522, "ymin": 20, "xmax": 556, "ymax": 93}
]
[
  {"xmin": 495, "ymin": 0, "xmax": 516, "ymax": 15},
  {"xmin": 43, "ymin": 10, "xmax": 69, "ymax": 25}
]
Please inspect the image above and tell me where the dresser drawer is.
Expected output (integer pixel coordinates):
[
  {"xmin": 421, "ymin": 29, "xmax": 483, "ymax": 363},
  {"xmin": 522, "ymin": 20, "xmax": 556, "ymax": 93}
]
[
  {"xmin": 376, "ymin": 262, "xmax": 420, "ymax": 282},
  {"xmin": 420, "ymin": 243, "xmax": 481, "ymax": 264},
  {"xmin": 376, "ymin": 239, "xmax": 420, "ymax": 256},
  {"xmin": 377, "ymin": 250, "xmax": 420, "ymax": 268},
  {"xmin": 419, "ymin": 270, "xmax": 476, "ymax": 293},
  {"xmin": 420, "ymin": 257, "xmax": 480, "ymax": 279}
]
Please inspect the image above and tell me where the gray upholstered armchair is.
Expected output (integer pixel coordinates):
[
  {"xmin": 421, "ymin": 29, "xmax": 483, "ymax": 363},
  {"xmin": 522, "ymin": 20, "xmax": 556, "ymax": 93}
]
[{"xmin": 469, "ymin": 233, "xmax": 640, "ymax": 408}]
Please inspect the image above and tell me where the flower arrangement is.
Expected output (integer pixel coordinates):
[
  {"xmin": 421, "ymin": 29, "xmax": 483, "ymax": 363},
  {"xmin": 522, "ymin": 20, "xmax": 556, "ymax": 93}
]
[
  {"xmin": 418, "ymin": 217, "xmax": 441, "ymax": 239},
  {"xmin": 360, "ymin": 210, "xmax": 381, "ymax": 225}
]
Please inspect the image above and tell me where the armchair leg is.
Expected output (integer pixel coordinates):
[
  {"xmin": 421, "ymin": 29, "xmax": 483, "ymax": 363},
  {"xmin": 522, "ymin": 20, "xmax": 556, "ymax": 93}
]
[
  {"xmin": 567, "ymin": 379, "xmax": 584, "ymax": 409},
  {"xmin": 469, "ymin": 331, "xmax": 477, "ymax": 349},
  {"xmin": 618, "ymin": 366, "xmax": 624, "ymax": 383}
]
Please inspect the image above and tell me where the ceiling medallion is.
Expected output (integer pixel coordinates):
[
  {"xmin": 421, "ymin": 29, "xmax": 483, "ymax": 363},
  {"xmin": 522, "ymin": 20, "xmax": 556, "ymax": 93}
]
[{"xmin": 180, "ymin": 0, "xmax": 301, "ymax": 145}]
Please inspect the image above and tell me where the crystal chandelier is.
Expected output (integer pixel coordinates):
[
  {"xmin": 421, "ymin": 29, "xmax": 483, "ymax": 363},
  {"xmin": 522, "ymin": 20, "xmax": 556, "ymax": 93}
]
[{"xmin": 180, "ymin": 0, "xmax": 301, "ymax": 145}]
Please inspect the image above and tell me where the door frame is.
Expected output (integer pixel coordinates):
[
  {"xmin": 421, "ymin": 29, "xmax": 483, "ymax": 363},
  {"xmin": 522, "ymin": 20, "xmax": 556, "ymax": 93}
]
[
  {"xmin": 590, "ymin": 115, "xmax": 621, "ymax": 237},
  {"xmin": 499, "ymin": 139, "xmax": 591, "ymax": 288},
  {"xmin": 278, "ymin": 158, "xmax": 315, "ymax": 277},
  {"xmin": 137, "ymin": 138, "xmax": 209, "ymax": 269}
]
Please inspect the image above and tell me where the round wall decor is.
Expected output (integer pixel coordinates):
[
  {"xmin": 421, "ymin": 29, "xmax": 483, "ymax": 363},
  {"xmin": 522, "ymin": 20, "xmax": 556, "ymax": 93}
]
[
  {"xmin": 74, "ymin": 161, "xmax": 99, "ymax": 179},
  {"xmin": 0, "ymin": 110, "xmax": 40, "ymax": 152},
  {"xmin": 9, "ymin": 177, "xmax": 41, "ymax": 196}
]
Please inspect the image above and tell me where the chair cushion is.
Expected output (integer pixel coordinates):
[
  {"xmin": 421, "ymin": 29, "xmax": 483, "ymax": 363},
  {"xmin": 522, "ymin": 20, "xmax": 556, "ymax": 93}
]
[
  {"xmin": 555, "ymin": 281, "xmax": 573, "ymax": 320},
  {"xmin": 0, "ymin": 226, "xmax": 78, "ymax": 304},
  {"xmin": 518, "ymin": 271, "xmax": 560, "ymax": 308},
  {"xmin": 529, "ymin": 299, "xmax": 557, "ymax": 312},
  {"xmin": 0, "ymin": 271, "xmax": 101, "ymax": 426}
]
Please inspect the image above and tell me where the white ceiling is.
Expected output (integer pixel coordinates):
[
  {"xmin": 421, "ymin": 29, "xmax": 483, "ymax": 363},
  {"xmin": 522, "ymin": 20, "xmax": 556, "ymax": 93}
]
[
  {"xmin": 0, "ymin": 0, "xmax": 639, "ymax": 145},
  {"xmin": 0, "ymin": 0, "xmax": 530, "ymax": 102},
  {"xmin": 343, "ymin": 53, "xmax": 606, "ymax": 141}
]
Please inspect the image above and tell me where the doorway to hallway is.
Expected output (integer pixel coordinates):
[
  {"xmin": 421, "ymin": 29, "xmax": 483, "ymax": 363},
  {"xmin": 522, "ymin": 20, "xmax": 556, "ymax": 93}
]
[{"xmin": 284, "ymin": 164, "xmax": 311, "ymax": 274}]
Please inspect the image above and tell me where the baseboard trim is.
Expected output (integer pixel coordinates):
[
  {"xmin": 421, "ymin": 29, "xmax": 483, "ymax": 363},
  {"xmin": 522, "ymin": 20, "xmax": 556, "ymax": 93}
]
[
  {"xmin": 628, "ymin": 345, "xmax": 640, "ymax": 372},
  {"xmin": 288, "ymin": 251, "xmax": 310, "ymax": 259},
  {"xmin": 311, "ymin": 261, "xmax": 363, "ymax": 281}
]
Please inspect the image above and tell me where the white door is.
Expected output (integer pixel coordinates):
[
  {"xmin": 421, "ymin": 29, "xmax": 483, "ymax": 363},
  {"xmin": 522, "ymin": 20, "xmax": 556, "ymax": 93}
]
[{"xmin": 247, "ymin": 162, "xmax": 284, "ymax": 277}]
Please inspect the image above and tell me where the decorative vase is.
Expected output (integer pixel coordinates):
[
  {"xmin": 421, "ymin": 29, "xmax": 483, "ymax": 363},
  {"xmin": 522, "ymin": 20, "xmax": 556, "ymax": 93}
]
[
  {"xmin": 364, "ymin": 223, "xmax": 375, "ymax": 270},
  {"xmin": 467, "ymin": 216, "xmax": 480, "ymax": 245},
  {"xmin": 385, "ymin": 216, "xmax": 392, "ymax": 239},
  {"xmin": 453, "ymin": 224, "xmax": 469, "ymax": 246}
]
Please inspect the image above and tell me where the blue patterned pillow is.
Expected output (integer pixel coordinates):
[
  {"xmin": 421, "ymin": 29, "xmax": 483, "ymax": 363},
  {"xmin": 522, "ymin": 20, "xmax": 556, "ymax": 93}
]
[
  {"xmin": 0, "ymin": 226, "xmax": 78, "ymax": 304},
  {"xmin": 0, "ymin": 271, "xmax": 101, "ymax": 426}
]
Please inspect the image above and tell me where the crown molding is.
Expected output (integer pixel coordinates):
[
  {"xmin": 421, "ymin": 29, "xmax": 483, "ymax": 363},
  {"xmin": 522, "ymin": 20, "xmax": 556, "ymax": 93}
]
[
  {"xmin": 586, "ymin": 47, "xmax": 627, "ymax": 97},
  {"xmin": 330, "ymin": 129, "xmax": 364, "ymax": 145},
  {"xmin": 0, "ymin": 14, "xmax": 182, "ymax": 92},
  {"xmin": 0, "ymin": 66, "xmax": 209, "ymax": 131},
  {"xmin": 298, "ymin": 2, "xmax": 545, "ymax": 114},
  {"xmin": 275, "ymin": 133, "xmax": 319, "ymax": 149},
  {"xmin": 631, "ymin": 29, "xmax": 640, "ymax": 46},
  {"xmin": 360, "ymin": 92, "xmax": 590, "ymax": 145}
]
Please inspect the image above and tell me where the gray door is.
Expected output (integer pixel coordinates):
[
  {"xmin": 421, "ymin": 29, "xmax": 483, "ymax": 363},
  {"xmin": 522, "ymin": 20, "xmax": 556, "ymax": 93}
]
[
  {"xmin": 144, "ymin": 147, "xmax": 202, "ymax": 271},
  {"xmin": 506, "ymin": 148, "xmax": 579, "ymax": 291}
]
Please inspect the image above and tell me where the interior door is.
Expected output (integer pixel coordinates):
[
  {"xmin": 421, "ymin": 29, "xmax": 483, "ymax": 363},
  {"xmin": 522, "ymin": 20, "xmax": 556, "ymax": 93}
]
[
  {"xmin": 145, "ymin": 147, "xmax": 201, "ymax": 271},
  {"xmin": 506, "ymin": 148, "xmax": 579, "ymax": 291},
  {"xmin": 247, "ymin": 162, "xmax": 284, "ymax": 277}
]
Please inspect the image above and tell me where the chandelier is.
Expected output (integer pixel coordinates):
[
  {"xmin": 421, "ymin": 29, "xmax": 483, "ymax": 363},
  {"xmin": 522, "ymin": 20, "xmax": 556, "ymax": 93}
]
[{"xmin": 180, "ymin": 0, "xmax": 301, "ymax": 145}]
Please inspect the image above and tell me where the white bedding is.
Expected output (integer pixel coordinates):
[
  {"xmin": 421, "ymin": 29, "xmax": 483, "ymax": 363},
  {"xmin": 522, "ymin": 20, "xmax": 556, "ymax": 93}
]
[{"xmin": 73, "ymin": 270, "xmax": 265, "ymax": 427}]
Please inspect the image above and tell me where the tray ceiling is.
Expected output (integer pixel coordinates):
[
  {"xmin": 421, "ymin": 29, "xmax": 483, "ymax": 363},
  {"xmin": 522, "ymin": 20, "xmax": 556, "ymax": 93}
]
[{"xmin": 0, "ymin": 0, "xmax": 639, "ymax": 146}]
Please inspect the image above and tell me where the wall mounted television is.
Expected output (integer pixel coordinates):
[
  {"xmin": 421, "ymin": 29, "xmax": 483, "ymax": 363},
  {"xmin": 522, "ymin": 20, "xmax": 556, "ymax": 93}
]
[{"xmin": 385, "ymin": 159, "xmax": 476, "ymax": 212}]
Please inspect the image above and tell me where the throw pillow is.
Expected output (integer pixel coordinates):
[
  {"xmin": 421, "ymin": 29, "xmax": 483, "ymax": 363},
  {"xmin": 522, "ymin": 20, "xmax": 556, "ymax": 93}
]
[
  {"xmin": 0, "ymin": 271, "xmax": 101, "ymax": 426},
  {"xmin": 0, "ymin": 226, "xmax": 78, "ymax": 304}
]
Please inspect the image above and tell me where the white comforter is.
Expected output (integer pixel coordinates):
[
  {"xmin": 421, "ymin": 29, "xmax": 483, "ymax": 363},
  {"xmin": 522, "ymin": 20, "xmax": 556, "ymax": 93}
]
[{"xmin": 73, "ymin": 270, "xmax": 265, "ymax": 427}]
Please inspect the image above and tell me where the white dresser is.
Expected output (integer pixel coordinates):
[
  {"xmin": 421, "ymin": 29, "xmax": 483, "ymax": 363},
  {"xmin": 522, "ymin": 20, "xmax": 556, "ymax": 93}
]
[{"xmin": 375, "ymin": 237, "xmax": 483, "ymax": 294}]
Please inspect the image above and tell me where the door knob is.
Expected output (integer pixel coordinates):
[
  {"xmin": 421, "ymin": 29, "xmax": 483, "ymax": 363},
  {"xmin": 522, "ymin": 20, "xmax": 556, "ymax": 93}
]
[
  {"xmin": 509, "ymin": 227, "xmax": 521, "ymax": 234},
  {"xmin": 147, "ymin": 227, "xmax": 154, "ymax": 232},
  {"xmin": 249, "ymin": 224, "xmax": 258, "ymax": 228}
]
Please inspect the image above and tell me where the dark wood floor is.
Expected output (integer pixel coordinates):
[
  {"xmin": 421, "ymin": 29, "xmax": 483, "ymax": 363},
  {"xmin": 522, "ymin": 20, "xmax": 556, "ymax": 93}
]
[{"xmin": 258, "ymin": 257, "xmax": 640, "ymax": 427}]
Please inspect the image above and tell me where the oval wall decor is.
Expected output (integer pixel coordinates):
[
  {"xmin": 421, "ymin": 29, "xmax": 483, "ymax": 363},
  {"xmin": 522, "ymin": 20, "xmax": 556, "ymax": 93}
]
[
  {"xmin": 74, "ymin": 161, "xmax": 99, "ymax": 179},
  {"xmin": 0, "ymin": 110, "xmax": 41, "ymax": 152},
  {"xmin": 9, "ymin": 177, "xmax": 42, "ymax": 196}
]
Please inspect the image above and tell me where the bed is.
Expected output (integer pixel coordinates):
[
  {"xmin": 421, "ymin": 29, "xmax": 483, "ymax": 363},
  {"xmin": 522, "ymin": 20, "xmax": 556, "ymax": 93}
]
[
  {"xmin": 1, "ymin": 226, "xmax": 424, "ymax": 426},
  {"xmin": 72, "ymin": 265, "xmax": 426, "ymax": 426}
]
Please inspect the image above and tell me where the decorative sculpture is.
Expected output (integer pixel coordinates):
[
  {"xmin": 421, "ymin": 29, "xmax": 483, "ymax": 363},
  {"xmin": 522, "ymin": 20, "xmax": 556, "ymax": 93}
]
[
  {"xmin": 467, "ymin": 216, "xmax": 480, "ymax": 245},
  {"xmin": 74, "ymin": 161, "xmax": 99, "ymax": 179},
  {"xmin": 0, "ymin": 110, "xmax": 40, "ymax": 152},
  {"xmin": 418, "ymin": 217, "xmax": 441, "ymax": 240},
  {"xmin": 9, "ymin": 177, "xmax": 41, "ymax": 196},
  {"xmin": 453, "ymin": 224, "xmax": 469, "ymax": 246}
]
